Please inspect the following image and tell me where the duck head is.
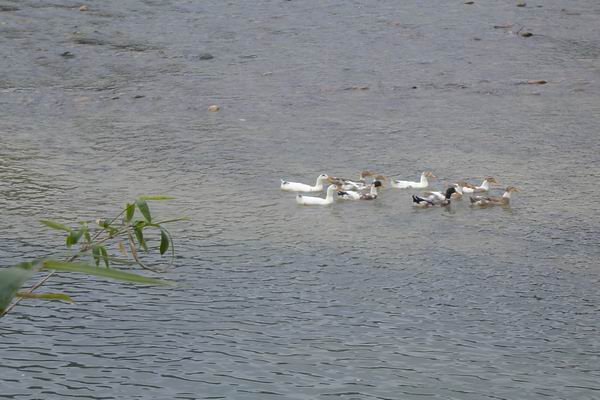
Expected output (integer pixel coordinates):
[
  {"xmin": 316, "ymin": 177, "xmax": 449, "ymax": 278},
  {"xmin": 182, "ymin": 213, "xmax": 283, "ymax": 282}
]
[{"xmin": 444, "ymin": 187, "xmax": 457, "ymax": 199}]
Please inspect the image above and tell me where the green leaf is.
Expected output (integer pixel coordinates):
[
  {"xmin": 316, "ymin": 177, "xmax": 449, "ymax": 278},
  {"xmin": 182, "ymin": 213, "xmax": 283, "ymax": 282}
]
[
  {"xmin": 92, "ymin": 245, "xmax": 101, "ymax": 267},
  {"xmin": 136, "ymin": 199, "xmax": 152, "ymax": 223},
  {"xmin": 66, "ymin": 229, "xmax": 83, "ymax": 248},
  {"xmin": 134, "ymin": 225, "xmax": 148, "ymax": 252},
  {"xmin": 0, "ymin": 264, "xmax": 35, "ymax": 313},
  {"xmin": 42, "ymin": 260, "xmax": 173, "ymax": 286},
  {"xmin": 40, "ymin": 220, "xmax": 71, "ymax": 232},
  {"xmin": 125, "ymin": 203, "xmax": 135, "ymax": 223},
  {"xmin": 154, "ymin": 217, "xmax": 191, "ymax": 225},
  {"xmin": 159, "ymin": 228, "xmax": 169, "ymax": 255},
  {"xmin": 139, "ymin": 196, "xmax": 176, "ymax": 201},
  {"xmin": 99, "ymin": 246, "xmax": 109, "ymax": 268},
  {"xmin": 16, "ymin": 292, "xmax": 74, "ymax": 303}
]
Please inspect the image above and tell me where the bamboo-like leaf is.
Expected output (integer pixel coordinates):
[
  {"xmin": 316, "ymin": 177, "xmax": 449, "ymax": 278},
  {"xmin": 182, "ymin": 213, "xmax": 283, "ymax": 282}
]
[
  {"xmin": 125, "ymin": 203, "xmax": 135, "ymax": 223},
  {"xmin": 154, "ymin": 217, "xmax": 191, "ymax": 225},
  {"xmin": 66, "ymin": 229, "xmax": 84, "ymax": 248},
  {"xmin": 16, "ymin": 292, "xmax": 74, "ymax": 303},
  {"xmin": 83, "ymin": 227, "xmax": 91, "ymax": 243},
  {"xmin": 0, "ymin": 265, "xmax": 35, "ymax": 313},
  {"xmin": 136, "ymin": 199, "xmax": 152, "ymax": 223},
  {"xmin": 134, "ymin": 225, "xmax": 148, "ymax": 252},
  {"xmin": 42, "ymin": 260, "xmax": 173, "ymax": 286},
  {"xmin": 159, "ymin": 228, "xmax": 169, "ymax": 255},
  {"xmin": 92, "ymin": 245, "xmax": 101, "ymax": 267},
  {"xmin": 118, "ymin": 242, "xmax": 128, "ymax": 257},
  {"xmin": 40, "ymin": 220, "xmax": 71, "ymax": 232},
  {"xmin": 139, "ymin": 196, "xmax": 176, "ymax": 201},
  {"xmin": 99, "ymin": 246, "xmax": 109, "ymax": 268}
]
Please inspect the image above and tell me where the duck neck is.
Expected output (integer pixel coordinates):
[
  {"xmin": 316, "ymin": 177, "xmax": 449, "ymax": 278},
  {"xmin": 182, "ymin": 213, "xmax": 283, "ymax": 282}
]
[
  {"xmin": 479, "ymin": 180, "xmax": 490, "ymax": 190},
  {"xmin": 501, "ymin": 191, "xmax": 511, "ymax": 204},
  {"xmin": 313, "ymin": 176, "xmax": 325, "ymax": 190},
  {"xmin": 370, "ymin": 185, "xmax": 379, "ymax": 196},
  {"xmin": 325, "ymin": 186, "xmax": 336, "ymax": 202},
  {"xmin": 420, "ymin": 174, "xmax": 428, "ymax": 185}
]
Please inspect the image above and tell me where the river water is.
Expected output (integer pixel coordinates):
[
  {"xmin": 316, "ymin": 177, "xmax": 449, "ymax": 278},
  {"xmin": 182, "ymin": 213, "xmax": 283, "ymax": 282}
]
[{"xmin": 1, "ymin": 0, "xmax": 599, "ymax": 399}]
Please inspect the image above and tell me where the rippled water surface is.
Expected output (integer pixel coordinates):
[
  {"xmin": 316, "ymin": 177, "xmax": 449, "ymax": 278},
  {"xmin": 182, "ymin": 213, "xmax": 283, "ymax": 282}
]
[{"xmin": 1, "ymin": 0, "xmax": 600, "ymax": 398}]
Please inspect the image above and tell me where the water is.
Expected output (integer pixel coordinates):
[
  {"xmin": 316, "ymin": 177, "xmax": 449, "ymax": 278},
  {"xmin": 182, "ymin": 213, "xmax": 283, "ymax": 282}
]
[{"xmin": 1, "ymin": 0, "xmax": 599, "ymax": 398}]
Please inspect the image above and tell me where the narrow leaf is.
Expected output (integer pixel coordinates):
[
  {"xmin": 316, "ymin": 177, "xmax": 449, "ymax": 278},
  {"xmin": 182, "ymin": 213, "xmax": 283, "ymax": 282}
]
[
  {"xmin": 125, "ymin": 203, "xmax": 135, "ymax": 223},
  {"xmin": 92, "ymin": 245, "xmax": 101, "ymax": 267},
  {"xmin": 42, "ymin": 260, "xmax": 173, "ymax": 286},
  {"xmin": 136, "ymin": 199, "xmax": 152, "ymax": 223},
  {"xmin": 118, "ymin": 242, "xmax": 128, "ymax": 257},
  {"xmin": 154, "ymin": 217, "xmax": 191, "ymax": 224},
  {"xmin": 99, "ymin": 246, "xmax": 109, "ymax": 268},
  {"xmin": 66, "ymin": 229, "xmax": 83, "ymax": 248},
  {"xmin": 0, "ymin": 265, "xmax": 35, "ymax": 313},
  {"xmin": 139, "ymin": 196, "xmax": 176, "ymax": 201},
  {"xmin": 134, "ymin": 225, "xmax": 148, "ymax": 252},
  {"xmin": 16, "ymin": 292, "xmax": 74, "ymax": 303},
  {"xmin": 159, "ymin": 228, "xmax": 169, "ymax": 255},
  {"xmin": 40, "ymin": 220, "xmax": 71, "ymax": 232}
]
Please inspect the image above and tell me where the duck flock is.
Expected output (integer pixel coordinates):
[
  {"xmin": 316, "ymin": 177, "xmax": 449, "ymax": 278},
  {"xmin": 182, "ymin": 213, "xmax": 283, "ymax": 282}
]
[{"xmin": 280, "ymin": 171, "xmax": 519, "ymax": 207}]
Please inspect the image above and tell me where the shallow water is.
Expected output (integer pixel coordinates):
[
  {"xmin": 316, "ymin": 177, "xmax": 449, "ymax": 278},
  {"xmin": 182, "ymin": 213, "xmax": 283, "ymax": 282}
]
[{"xmin": 1, "ymin": 0, "xmax": 599, "ymax": 398}]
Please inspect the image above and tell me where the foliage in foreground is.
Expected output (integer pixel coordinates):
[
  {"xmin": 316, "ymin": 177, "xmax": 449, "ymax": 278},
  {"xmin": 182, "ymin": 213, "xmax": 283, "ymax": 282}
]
[{"xmin": 0, "ymin": 197, "xmax": 186, "ymax": 317}]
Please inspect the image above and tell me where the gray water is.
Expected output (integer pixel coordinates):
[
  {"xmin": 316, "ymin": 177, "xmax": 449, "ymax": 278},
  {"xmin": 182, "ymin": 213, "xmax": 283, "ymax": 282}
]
[{"xmin": 1, "ymin": 0, "xmax": 599, "ymax": 398}]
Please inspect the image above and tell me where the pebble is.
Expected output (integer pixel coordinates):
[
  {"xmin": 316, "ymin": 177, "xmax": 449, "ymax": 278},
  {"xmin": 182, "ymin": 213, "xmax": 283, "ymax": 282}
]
[
  {"xmin": 208, "ymin": 105, "xmax": 221, "ymax": 112},
  {"xmin": 527, "ymin": 80, "xmax": 547, "ymax": 85},
  {"xmin": 60, "ymin": 51, "xmax": 75, "ymax": 58},
  {"xmin": 197, "ymin": 53, "xmax": 214, "ymax": 60},
  {"xmin": 517, "ymin": 1, "xmax": 526, "ymax": 7},
  {"xmin": 520, "ymin": 32, "xmax": 533, "ymax": 37},
  {"xmin": 464, "ymin": 1, "xmax": 474, "ymax": 4},
  {"xmin": 79, "ymin": 5, "xmax": 88, "ymax": 11}
]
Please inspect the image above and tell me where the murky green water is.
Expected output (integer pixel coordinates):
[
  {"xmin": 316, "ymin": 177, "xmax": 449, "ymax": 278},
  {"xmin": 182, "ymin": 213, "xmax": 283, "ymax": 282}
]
[{"xmin": 1, "ymin": 0, "xmax": 599, "ymax": 398}]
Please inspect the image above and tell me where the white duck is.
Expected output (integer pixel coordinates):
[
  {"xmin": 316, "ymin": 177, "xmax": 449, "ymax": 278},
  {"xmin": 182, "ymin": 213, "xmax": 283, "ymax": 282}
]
[
  {"xmin": 338, "ymin": 181, "xmax": 383, "ymax": 200},
  {"xmin": 470, "ymin": 186, "xmax": 519, "ymax": 207},
  {"xmin": 391, "ymin": 171, "xmax": 436, "ymax": 189},
  {"xmin": 296, "ymin": 184, "xmax": 338, "ymax": 206},
  {"xmin": 457, "ymin": 177, "xmax": 498, "ymax": 194},
  {"xmin": 281, "ymin": 174, "xmax": 329, "ymax": 192}
]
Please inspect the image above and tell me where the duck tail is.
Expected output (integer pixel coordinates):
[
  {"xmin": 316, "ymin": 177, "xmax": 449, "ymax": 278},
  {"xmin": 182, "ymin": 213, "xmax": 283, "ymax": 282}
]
[{"xmin": 469, "ymin": 196, "xmax": 476, "ymax": 204}]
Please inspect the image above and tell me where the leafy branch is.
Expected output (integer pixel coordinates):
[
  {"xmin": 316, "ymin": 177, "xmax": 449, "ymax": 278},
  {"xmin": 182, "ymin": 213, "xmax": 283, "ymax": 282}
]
[{"xmin": 0, "ymin": 197, "xmax": 187, "ymax": 317}]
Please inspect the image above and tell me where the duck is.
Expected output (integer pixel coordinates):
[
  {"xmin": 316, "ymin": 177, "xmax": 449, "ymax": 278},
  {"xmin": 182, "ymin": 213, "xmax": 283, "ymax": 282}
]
[
  {"xmin": 470, "ymin": 186, "xmax": 519, "ymax": 207},
  {"xmin": 281, "ymin": 174, "xmax": 329, "ymax": 192},
  {"xmin": 391, "ymin": 171, "xmax": 436, "ymax": 189},
  {"xmin": 456, "ymin": 177, "xmax": 498, "ymax": 194},
  {"xmin": 333, "ymin": 171, "xmax": 379, "ymax": 191},
  {"xmin": 338, "ymin": 180, "xmax": 383, "ymax": 200},
  {"xmin": 412, "ymin": 187, "xmax": 457, "ymax": 208},
  {"xmin": 296, "ymin": 184, "xmax": 338, "ymax": 205},
  {"xmin": 421, "ymin": 184, "xmax": 463, "ymax": 202}
]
